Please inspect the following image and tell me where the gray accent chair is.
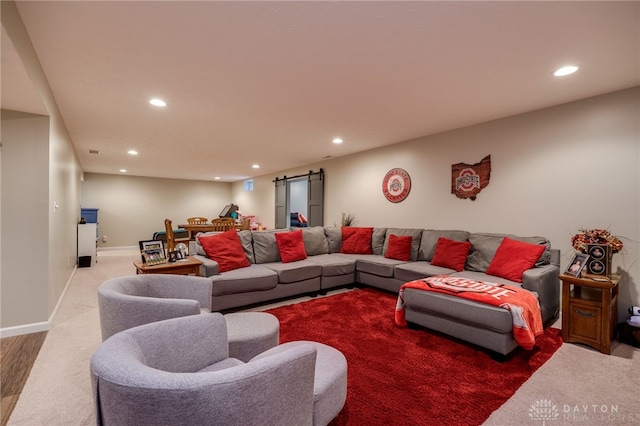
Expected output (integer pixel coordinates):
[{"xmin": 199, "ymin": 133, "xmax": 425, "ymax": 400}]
[
  {"xmin": 90, "ymin": 314, "xmax": 347, "ymax": 426},
  {"xmin": 97, "ymin": 274, "xmax": 280, "ymax": 362},
  {"xmin": 97, "ymin": 274, "xmax": 213, "ymax": 341}
]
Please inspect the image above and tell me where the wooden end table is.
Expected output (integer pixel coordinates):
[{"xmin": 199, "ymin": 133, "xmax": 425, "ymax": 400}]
[
  {"xmin": 560, "ymin": 273, "xmax": 620, "ymax": 354},
  {"xmin": 134, "ymin": 256, "xmax": 202, "ymax": 276}
]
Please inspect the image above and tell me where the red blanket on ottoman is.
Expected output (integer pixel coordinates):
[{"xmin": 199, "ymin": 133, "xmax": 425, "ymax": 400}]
[{"xmin": 395, "ymin": 276, "xmax": 543, "ymax": 350}]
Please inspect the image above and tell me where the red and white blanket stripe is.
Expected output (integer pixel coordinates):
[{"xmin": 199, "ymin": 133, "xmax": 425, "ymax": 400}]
[{"xmin": 395, "ymin": 276, "xmax": 543, "ymax": 350}]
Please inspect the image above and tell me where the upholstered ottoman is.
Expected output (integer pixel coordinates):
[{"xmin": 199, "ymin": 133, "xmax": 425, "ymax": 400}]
[
  {"xmin": 304, "ymin": 341, "xmax": 348, "ymax": 426},
  {"xmin": 224, "ymin": 312, "xmax": 280, "ymax": 362}
]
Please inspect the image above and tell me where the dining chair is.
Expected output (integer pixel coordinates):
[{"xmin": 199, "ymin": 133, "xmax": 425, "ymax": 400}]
[
  {"xmin": 187, "ymin": 217, "xmax": 209, "ymax": 225},
  {"xmin": 239, "ymin": 217, "xmax": 251, "ymax": 230},
  {"xmin": 211, "ymin": 217, "xmax": 236, "ymax": 231},
  {"xmin": 164, "ymin": 218, "xmax": 190, "ymax": 253}
]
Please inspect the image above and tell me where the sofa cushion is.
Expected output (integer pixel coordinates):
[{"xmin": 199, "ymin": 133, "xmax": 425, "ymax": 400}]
[
  {"xmin": 210, "ymin": 264, "xmax": 278, "ymax": 296},
  {"xmin": 450, "ymin": 270, "xmax": 522, "ymax": 286},
  {"xmin": 275, "ymin": 230, "xmax": 308, "ymax": 263},
  {"xmin": 466, "ymin": 233, "xmax": 551, "ymax": 273},
  {"xmin": 252, "ymin": 230, "xmax": 282, "ymax": 264},
  {"xmin": 238, "ymin": 230, "xmax": 255, "ymax": 264},
  {"xmin": 198, "ymin": 230, "xmax": 250, "ymax": 273},
  {"xmin": 430, "ymin": 237, "xmax": 471, "ymax": 272},
  {"xmin": 418, "ymin": 230, "xmax": 470, "ymax": 261},
  {"xmin": 394, "ymin": 262, "xmax": 456, "ymax": 282},
  {"xmin": 383, "ymin": 228, "xmax": 422, "ymax": 261},
  {"xmin": 305, "ymin": 254, "xmax": 356, "ymax": 277},
  {"xmin": 302, "ymin": 226, "xmax": 329, "ymax": 256},
  {"xmin": 340, "ymin": 227, "xmax": 373, "ymax": 254},
  {"xmin": 324, "ymin": 227, "xmax": 342, "ymax": 253},
  {"xmin": 384, "ymin": 234, "xmax": 413, "ymax": 261},
  {"xmin": 372, "ymin": 228, "xmax": 388, "ymax": 255},
  {"xmin": 262, "ymin": 260, "xmax": 322, "ymax": 284},
  {"xmin": 347, "ymin": 255, "xmax": 405, "ymax": 278},
  {"xmin": 486, "ymin": 237, "xmax": 546, "ymax": 283}
]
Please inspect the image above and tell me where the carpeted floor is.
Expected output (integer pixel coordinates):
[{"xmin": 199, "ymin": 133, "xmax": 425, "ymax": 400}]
[{"xmin": 7, "ymin": 250, "xmax": 640, "ymax": 425}]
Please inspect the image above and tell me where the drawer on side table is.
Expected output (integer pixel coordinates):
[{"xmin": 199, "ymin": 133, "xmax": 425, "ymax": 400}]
[{"xmin": 568, "ymin": 301, "xmax": 601, "ymax": 345}]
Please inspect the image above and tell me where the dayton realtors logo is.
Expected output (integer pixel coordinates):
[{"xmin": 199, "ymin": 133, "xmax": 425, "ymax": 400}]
[
  {"xmin": 529, "ymin": 399, "xmax": 637, "ymax": 424},
  {"xmin": 529, "ymin": 399, "xmax": 560, "ymax": 425}
]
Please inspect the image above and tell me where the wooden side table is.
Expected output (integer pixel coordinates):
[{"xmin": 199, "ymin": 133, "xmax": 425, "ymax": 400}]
[
  {"xmin": 134, "ymin": 256, "xmax": 202, "ymax": 276},
  {"xmin": 560, "ymin": 273, "xmax": 620, "ymax": 354}
]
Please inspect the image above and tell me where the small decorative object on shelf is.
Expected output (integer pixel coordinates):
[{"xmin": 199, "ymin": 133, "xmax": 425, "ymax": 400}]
[{"xmin": 571, "ymin": 228, "xmax": 623, "ymax": 280}]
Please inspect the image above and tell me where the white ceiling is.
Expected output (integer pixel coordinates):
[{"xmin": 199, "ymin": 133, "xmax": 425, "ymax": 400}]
[{"xmin": 3, "ymin": 1, "xmax": 639, "ymax": 182}]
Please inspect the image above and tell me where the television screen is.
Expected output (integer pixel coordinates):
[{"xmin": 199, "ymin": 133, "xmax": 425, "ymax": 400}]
[{"xmin": 219, "ymin": 203, "xmax": 238, "ymax": 218}]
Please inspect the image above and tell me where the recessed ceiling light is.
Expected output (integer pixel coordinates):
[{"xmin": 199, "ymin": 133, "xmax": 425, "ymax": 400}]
[
  {"xmin": 127, "ymin": 150, "xmax": 138, "ymax": 155},
  {"xmin": 214, "ymin": 176, "xmax": 221, "ymax": 180},
  {"xmin": 252, "ymin": 164, "xmax": 260, "ymax": 169},
  {"xmin": 332, "ymin": 138, "xmax": 343, "ymax": 144},
  {"xmin": 119, "ymin": 169, "xmax": 127, "ymax": 173},
  {"xmin": 149, "ymin": 98, "xmax": 167, "ymax": 107},
  {"xmin": 554, "ymin": 66, "xmax": 579, "ymax": 77}
]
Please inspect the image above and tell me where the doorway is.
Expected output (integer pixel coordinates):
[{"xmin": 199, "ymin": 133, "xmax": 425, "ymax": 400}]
[{"xmin": 274, "ymin": 169, "xmax": 324, "ymax": 229}]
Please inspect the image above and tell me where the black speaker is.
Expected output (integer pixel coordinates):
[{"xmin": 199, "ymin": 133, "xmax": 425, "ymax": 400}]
[{"xmin": 584, "ymin": 244, "xmax": 612, "ymax": 279}]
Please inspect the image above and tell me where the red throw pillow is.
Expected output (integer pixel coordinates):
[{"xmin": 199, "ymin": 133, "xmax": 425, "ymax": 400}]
[
  {"xmin": 340, "ymin": 227, "xmax": 373, "ymax": 254},
  {"xmin": 198, "ymin": 230, "xmax": 250, "ymax": 273},
  {"xmin": 385, "ymin": 234, "xmax": 413, "ymax": 261},
  {"xmin": 275, "ymin": 230, "xmax": 307, "ymax": 263},
  {"xmin": 430, "ymin": 237, "xmax": 471, "ymax": 272},
  {"xmin": 486, "ymin": 237, "xmax": 545, "ymax": 283}
]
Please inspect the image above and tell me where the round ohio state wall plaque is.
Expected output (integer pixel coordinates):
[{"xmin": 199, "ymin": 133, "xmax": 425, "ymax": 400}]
[{"xmin": 382, "ymin": 168, "xmax": 411, "ymax": 203}]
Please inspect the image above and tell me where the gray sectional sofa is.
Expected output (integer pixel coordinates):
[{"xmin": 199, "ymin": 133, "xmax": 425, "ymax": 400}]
[{"xmin": 190, "ymin": 226, "xmax": 560, "ymax": 356}]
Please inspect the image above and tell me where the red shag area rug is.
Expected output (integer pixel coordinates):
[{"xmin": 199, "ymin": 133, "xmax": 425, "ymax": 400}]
[{"xmin": 266, "ymin": 287, "xmax": 563, "ymax": 426}]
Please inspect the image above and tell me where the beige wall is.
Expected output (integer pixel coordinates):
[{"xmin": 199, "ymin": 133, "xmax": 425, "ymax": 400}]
[
  {"xmin": 233, "ymin": 87, "xmax": 640, "ymax": 322},
  {"xmin": 1, "ymin": 112, "xmax": 50, "ymax": 329},
  {"xmin": 80, "ymin": 174, "xmax": 232, "ymax": 247},
  {"xmin": 1, "ymin": 1, "xmax": 83, "ymax": 335}
]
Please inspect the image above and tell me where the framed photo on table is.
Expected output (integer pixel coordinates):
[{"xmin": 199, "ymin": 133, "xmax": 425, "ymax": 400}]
[
  {"xmin": 138, "ymin": 240, "xmax": 166, "ymax": 265},
  {"xmin": 565, "ymin": 252, "xmax": 589, "ymax": 277}
]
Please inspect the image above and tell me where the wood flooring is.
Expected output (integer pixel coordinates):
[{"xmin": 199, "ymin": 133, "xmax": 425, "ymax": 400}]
[{"xmin": 1, "ymin": 332, "xmax": 47, "ymax": 426}]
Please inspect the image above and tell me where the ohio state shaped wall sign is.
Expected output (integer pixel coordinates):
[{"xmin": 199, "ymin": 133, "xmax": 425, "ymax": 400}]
[
  {"xmin": 382, "ymin": 168, "xmax": 411, "ymax": 203},
  {"xmin": 451, "ymin": 155, "xmax": 491, "ymax": 201}
]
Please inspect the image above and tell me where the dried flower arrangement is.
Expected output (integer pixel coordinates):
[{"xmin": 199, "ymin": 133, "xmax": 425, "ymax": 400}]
[{"xmin": 571, "ymin": 228, "xmax": 624, "ymax": 254}]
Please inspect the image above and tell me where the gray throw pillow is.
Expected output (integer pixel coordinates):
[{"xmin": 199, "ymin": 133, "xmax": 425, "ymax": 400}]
[
  {"xmin": 252, "ymin": 230, "xmax": 282, "ymax": 264},
  {"xmin": 302, "ymin": 226, "xmax": 329, "ymax": 256},
  {"xmin": 324, "ymin": 227, "xmax": 342, "ymax": 253}
]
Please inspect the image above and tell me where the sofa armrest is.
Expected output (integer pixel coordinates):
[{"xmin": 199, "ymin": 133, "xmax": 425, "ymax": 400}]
[
  {"xmin": 522, "ymin": 264, "xmax": 560, "ymax": 324},
  {"xmin": 193, "ymin": 254, "xmax": 219, "ymax": 277}
]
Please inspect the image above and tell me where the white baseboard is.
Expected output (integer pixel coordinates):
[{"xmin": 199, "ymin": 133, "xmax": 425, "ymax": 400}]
[
  {"xmin": 98, "ymin": 245, "xmax": 138, "ymax": 251},
  {"xmin": 0, "ymin": 321, "xmax": 49, "ymax": 338}
]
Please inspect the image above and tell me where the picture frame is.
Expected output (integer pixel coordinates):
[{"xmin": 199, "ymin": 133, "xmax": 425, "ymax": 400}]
[
  {"xmin": 168, "ymin": 251, "xmax": 178, "ymax": 263},
  {"xmin": 565, "ymin": 252, "xmax": 589, "ymax": 277},
  {"xmin": 138, "ymin": 240, "xmax": 166, "ymax": 265},
  {"xmin": 584, "ymin": 243, "xmax": 612, "ymax": 279}
]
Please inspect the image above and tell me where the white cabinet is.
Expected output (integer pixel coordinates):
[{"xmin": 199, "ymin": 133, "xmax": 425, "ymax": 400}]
[{"xmin": 78, "ymin": 223, "xmax": 98, "ymax": 267}]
